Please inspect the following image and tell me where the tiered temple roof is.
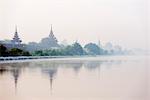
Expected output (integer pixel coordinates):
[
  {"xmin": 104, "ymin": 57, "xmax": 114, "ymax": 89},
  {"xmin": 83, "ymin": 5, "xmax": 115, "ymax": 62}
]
[
  {"xmin": 39, "ymin": 25, "xmax": 60, "ymax": 49},
  {"xmin": 49, "ymin": 25, "xmax": 58, "ymax": 43},
  {"xmin": 11, "ymin": 27, "xmax": 22, "ymax": 44}
]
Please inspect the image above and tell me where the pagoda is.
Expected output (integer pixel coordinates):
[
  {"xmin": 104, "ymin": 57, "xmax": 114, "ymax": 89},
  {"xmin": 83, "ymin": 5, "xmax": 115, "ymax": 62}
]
[
  {"xmin": 40, "ymin": 25, "xmax": 60, "ymax": 49},
  {"xmin": 49, "ymin": 25, "xmax": 58, "ymax": 43},
  {"xmin": 11, "ymin": 26, "xmax": 22, "ymax": 44},
  {"xmin": 0, "ymin": 26, "xmax": 25, "ymax": 50}
]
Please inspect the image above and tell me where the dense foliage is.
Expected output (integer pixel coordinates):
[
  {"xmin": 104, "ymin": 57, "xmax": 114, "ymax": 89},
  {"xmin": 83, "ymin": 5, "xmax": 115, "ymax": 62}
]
[
  {"xmin": 84, "ymin": 43, "xmax": 106, "ymax": 55},
  {"xmin": 0, "ymin": 45, "xmax": 9, "ymax": 56},
  {"xmin": 0, "ymin": 42, "xmax": 110, "ymax": 57},
  {"xmin": 32, "ymin": 42, "xmax": 85, "ymax": 56},
  {"xmin": 0, "ymin": 44, "xmax": 31, "ymax": 57},
  {"xmin": 31, "ymin": 42, "xmax": 107, "ymax": 56},
  {"xmin": 9, "ymin": 48, "xmax": 31, "ymax": 56}
]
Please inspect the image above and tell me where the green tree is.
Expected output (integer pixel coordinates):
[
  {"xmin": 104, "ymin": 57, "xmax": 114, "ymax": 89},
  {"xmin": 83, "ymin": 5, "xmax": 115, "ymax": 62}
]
[
  {"xmin": 72, "ymin": 42, "xmax": 84, "ymax": 55},
  {"xmin": 33, "ymin": 50, "xmax": 44, "ymax": 56},
  {"xmin": 22, "ymin": 51, "xmax": 31, "ymax": 56},
  {"xmin": 0, "ymin": 45, "xmax": 8, "ymax": 56},
  {"xmin": 9, "ymin": 48, "xmax": 31, "ymax": 56},
  {"xmin": 84, "ymin": 43, "xmax": 104, "ymax": 55},
  {"xmin": 62, "ymin": 42, "xmax": 84, "ymax": 56},
  {"xmin": 9, "ymin": 48, "xmax": 23, "ymax": 56}
]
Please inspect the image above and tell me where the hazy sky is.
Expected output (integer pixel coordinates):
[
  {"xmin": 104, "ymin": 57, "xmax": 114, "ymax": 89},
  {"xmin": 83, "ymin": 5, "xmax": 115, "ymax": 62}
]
[{"xmin": 0, "ymin": 0, "xmax": 149, "ymax": 49}]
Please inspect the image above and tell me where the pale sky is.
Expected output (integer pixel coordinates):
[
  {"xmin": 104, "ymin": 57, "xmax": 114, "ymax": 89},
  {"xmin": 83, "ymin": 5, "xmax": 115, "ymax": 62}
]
[{"xmin": 0, "ymin": 0, "xmax": 149, "ymax": 49}]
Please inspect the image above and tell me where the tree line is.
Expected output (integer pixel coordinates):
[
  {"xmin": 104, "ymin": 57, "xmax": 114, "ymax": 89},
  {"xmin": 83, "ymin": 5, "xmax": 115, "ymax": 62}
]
[
  {"xmin": 0, "ymin": 42, "xmax": 111, "ymax": 57},
  {"xmin": 0, "ymin": 45, "xmax": 31, "ymax": 57},
  {"xmin": 32, "ymin": 42, "xmax": 107, "ymax": 56}
]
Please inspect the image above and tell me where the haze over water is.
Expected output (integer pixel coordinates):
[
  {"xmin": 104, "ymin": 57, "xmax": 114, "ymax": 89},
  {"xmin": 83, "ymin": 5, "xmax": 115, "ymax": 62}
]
[{"xmin": 0, "ymin": 56, "xmax": 149, "ymax": 100}]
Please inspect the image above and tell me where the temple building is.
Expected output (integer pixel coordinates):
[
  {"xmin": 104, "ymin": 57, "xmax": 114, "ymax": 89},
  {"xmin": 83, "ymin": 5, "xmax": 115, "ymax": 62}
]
[
  {"xmin": 0, "ymin": 27, "xmax": 25, "ymax": 50},
  {"xmin": 39, "ymin": 25, "xmax": 60, "ymax": 50},
  {"xmin": 11, "ymin": 27, "xmax": 22, "ymax": 44},
  {"xmin": 0, "ymin": 25, "xmax": 60, "ymax": 51}
]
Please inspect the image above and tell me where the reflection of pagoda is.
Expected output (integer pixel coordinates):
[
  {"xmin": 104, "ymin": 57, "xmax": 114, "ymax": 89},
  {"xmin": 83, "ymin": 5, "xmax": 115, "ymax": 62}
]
[
  {"xmin": 11, "ymin": 68, "xmax": 20, "ymax": 93},
  {"xmin": 41, "ymin": 67, "xmax": 57, "ymax": 94},
  {"xmin": 40, "ymin": 25, "xmax": 60, "ymax": 49},
  {"xmin": 9, "ymin": 63, "xmax": 25, "ymax": 94},
  {"xmin": 49, "ymin": 69, "xmax": 57, "ymax": 93}
]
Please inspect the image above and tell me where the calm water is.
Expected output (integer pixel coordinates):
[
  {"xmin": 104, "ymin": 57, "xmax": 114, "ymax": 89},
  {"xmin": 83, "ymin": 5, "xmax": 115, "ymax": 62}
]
[{"xmin": 0, "ymin": 56, "xmax": 149, "ymax": 100}]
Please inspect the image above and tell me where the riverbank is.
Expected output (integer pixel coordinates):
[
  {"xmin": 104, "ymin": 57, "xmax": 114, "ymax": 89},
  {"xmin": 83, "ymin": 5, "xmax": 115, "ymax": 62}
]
[
  {"xmin": 0, "ymin": 55, "xmax": 100, "ymax": 61},
  {"xmin": 0, "ymin": 55, "xmax": 140, "ymax": 62},
  {"xmin": 0, "ymin": 56, "xmax": 69, "ymax": 61}
]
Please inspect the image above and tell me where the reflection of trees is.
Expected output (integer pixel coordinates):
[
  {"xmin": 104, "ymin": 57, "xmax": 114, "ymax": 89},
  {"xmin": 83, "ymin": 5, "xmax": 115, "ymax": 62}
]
[
  {"xmin": 61, "ymin": 61, "xmax": 83, "ymax": 74},
  {"xmin": 83, "ymin": 61, "xmax": 102, "ymax": 78},
  {"xmin": 106, "ymin": 60, "xmax": 120, "ymax": 66},
  {"xmin": 100, "ymin": 60, "xmax": 123, "ymax": 70},
  {"xmin": 0, "ymin": 67, "xmax": 8, "ymax": 75},
  {"xmin": 71, "ymin": 62, "xmax": 83, "ymax": 73},
  {"xmin": 0, "ymin": 64, "xmax": 8, "ymax": 75},
  {"xmin": 83, "ymin": 59, "xmax": 124, "ymax": 71},
  {"xmin": 84, "ymin": 61, "xmax": 101, "ymax": 70}
]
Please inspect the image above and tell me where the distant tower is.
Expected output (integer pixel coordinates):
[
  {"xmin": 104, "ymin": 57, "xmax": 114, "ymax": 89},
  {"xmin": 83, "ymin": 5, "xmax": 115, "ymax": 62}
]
[
  {"xmin": 11, "ymin": 26, "xmax": 22, "ymax": 44},
  {"xmin": 75, "ymin": 39, "xmax": 78, "ymax": 43},
  {"xmin": 98, "ymin": 40, "xmax": 101, "ymax": 48},
  {"xmin": 49, "ymin": 25, "xmax": 58, "ymax": 43}
]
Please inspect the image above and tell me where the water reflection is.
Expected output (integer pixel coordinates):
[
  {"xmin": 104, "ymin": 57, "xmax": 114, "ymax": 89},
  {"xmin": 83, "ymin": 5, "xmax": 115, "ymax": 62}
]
[
  {"xmin": 0, "ymin": 57, "xmax": 140, "ymax": 95},
  {"xmin": 0, "ymin": 66, "xmax": 8, "ymax": 75},
  {"xmin": 84, "ymin": 61, "xmax": 101, "ymax": 70},
  {"xmin": 0, "ymin": 62, "xmax": 29, "ymax": 93},
  {"xmin": 11, "ymin": 67, "xmax": 20, "ymax": 93},
  {"xmin": 41, "ymin": 67, "xmax": 57, "ymax": 94}
]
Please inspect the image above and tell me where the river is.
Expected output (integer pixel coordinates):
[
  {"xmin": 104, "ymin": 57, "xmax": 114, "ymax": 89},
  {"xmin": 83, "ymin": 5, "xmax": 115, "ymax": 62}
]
[{"xmin": 0, "ymin": 56, "xmax": 149, "ymax": 100}]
